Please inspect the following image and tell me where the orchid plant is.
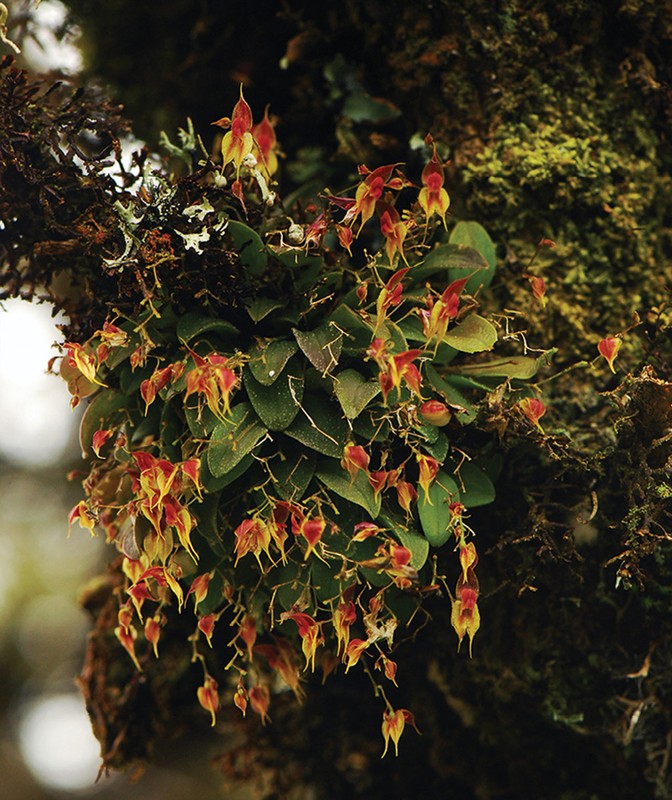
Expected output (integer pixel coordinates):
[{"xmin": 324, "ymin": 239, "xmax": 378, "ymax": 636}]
[{"xmin": 65, "ymin": 88, "xmax": 557, "ymax": 757}]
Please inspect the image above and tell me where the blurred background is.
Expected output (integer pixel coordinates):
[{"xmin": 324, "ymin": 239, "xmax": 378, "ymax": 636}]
[{"xmin": 0, "ymin": 3, "xmax": 228, "ymax": 797}]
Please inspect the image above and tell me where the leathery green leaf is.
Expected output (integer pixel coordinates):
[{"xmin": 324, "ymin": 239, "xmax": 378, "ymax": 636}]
[
  {"xmin": 248, "ymin": 340, "xmax": 299, "ymax": 386},
  {"xmin": 207, "ymin": 402, "xmax": 267, "ymax": 477},
  {"xmin": 243, "ymin": 361, "xmax": 303, "ymax": 431},
  {"xmin": 227, "ymin": 219, "xmax": 267, "ymax": 276},
  {"xmin": 268, "ymin": 449, "xmax": 316, "ymax": 501},
  {"xmin": 176, "ymin": 312, "xmax": 238, "ymax": 343},
  {"xmin": 333, "ymin": 369, "xmax": 381, "ymax": 419},
  {"xmin": 412, "ymin": 243, "xmax": 488, "ymax": 283},
  {"xmin": 418, "ymin": 471, "xmax": 460, "ymax": 547},
  {"xmin": 453, "ymin": 349, "xmax": 556, "ymax": 380},
  {"xmin": 284, "ymin": 395, "xmax": 348, "ymax": 457},
  {"xmin": 448, "ymin": 221, "xmax": 497, "ymax": 293},
  {"xmin": 293, "ymin": 324, "xmax": 343, "ymax": 373},
  {"xmin": 316, "ymin": 464, "xmax": 381, "ymax": 518},
  {"xmin": 455, "ymin": 460, "xmax": 496, "ymax": 508},
  {"xmin": 443, "ymin": 314, "xmax": 497, "ymax": 353}
]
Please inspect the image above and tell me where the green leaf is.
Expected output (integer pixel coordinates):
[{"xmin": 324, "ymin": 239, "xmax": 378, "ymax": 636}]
[
  {"xmin": 285, "ymin": 395, "xmax": 348, "ymax": 457},
  {"xmin": 333, "ymin": 368, "xmax": 381, "ymax": 419},
  {"xmin": 293, "ymin": 324, "xmax": 343, "ymax": 373},
  {"xmin": 79, "ymin": 389, "xmax": 128, "ymax": 457},
  {"xmin": 246, "ymin": 297, "xmax": 285, "ymax": 322},
  {"xmin": 444, "ymin": 314, "xmax": 497, "ymax": 353},
  {"xmin": 418, "ymin": 471, "xmax": 460, "ymax": 547},
  {"xmin": 421, "ymin": 431, "xmax": 449, "ymax": 463},
  {"xmin": 184, "ymin": 400, "xmax": 219, "ymax": 437},
  {"xmin": 248, "ymin": 340, "xmax": 299, "ymax": 385},
  {"xmin": 243, "ymin": 361, "xmax": 303, "ymax": 431},
  {"xmin": 159, "ymin": 400, "xmax": 183, "ymax": 461},
  {"xmin": 424, "ymin": 365, "xmax": 476, "ymax": 424},
  {"xmin": 448, "ymin": 221, "xmax": 497, "ymax": 293},
  {"xmin": 455, "ymin": 460, "xmax": 496, "ymax": 508},
  {"xmin": 201, "ymin": 453, "xmax": 254, "ymax": 493},
  {"xmin": 380, "ymin": 514, "xmax": 429, "ymax": 570},
  {"xmin": 268, "ymin": 449, "xmax": 316, "ymax": 501},
  {"xmin": 227, "ymin": 219, "xmax": 267, "ymax": 276},
  {"xmin": 454, "ymin": 349, "xmax": 556, "ymax": 380},
  {"xmin": 207, "ymin": 402, "xmax": 267, "ymax": 477},
  {"xmin": 316, "ymin": 464, "xmax": 381, "ymax": 518},
  {"xmin": 412, "ymin": 243, "xmax": 488, "ymax": 283},
  {"xmin": 329, "ymin": 304, "xmax": 374, "ymax": 351},
  {"xmin": 191, "ymin": 494, "xmax": 227, "ymax": 560},
  {"xmin": 177, "ymin": 312, "xmax": 239, "ymax": 343},
  {"xmin": 311, "ymin": 559, "xmax": 344, "ymax": 602}
]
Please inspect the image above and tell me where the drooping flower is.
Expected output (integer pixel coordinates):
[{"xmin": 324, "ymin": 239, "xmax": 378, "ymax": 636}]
[
  {"xmin": 337, "ymin": 224, "xmax": 354, "ymax": 254},
  {"xmin": 451, "ymin": 583, "xmax": 481, "ymax": 657},
  {"xmin": 291, "ymin": 512, "xmax": 326, "ymax": 560},
  {"xmin": 198, "ymin": 613, "xmax": 217, "ymax": 647},
  {"xmin": 343, "ymin": 638, "xmax": 369, "ymax": 672},
  {"xmin": 375, "ymin": 266, "xmax": 409, "ymax": 325},
  {"xmin": 379, "ymin": 349, "xmax": 423, "ymax": 403},
  {"xmin": 598, "ymin": 336, "xmax": 622, "ymax": 373},
  {"xmin": 163, "ymin": 494, "xmax": 197, "ymax": 562},
  {"xmin": 381, "ymin": 707, "xmax": 419, "ymax": 757},
  {"xmin": 282, "ymin": 611, "xmax": 323, "ymax": 672},
  {"xmin": 115, "ymin": 623, "xmax": 142, "ymax": 671},
  {"xmin": 396, "ymin": 479, "xmax": 418, "ymax": 515},
  {"xmin": 451, "ymin": 541, "xmax": 480, "ymax": 656},
  {"xmin": 527, "ymin": 274, "xmax": 547, "ymax": 308},
  {"xmin": 255, "ymin": 638, "xmax": 304, "ymax": 701},
  {"xmin": 183, "ymin": 352, "xmax": 238, "ymax": 421},
  {"xmin": 375, "ymin": 654, "xmax": 398, "ymax": 686},
  {"xmin": 352, "ymin": 521, "xmax": 381, "ymax": 541},
  {"xmin": 91, "ymin": 428, "xmax": 115, "ymax": 458},
  {"xmin": 249, "ymin": 685, "xmax": 271, "ymax": 725},
  {"xmin": 341, "ymin": 443, "xmax": 370, "ymax": 480},
  {"xmin": 233, "ymin": 681, "xmax": 248, "ymax": 717},
  {"xmin": 459, "ymin": 541, "xmax": 478, "ymax": 582},
  {"xmin": 63, "ymin": 342, "xmax": 106, "ymax": 387},
  {"xmin": 144, "ymin": 615, "xmax": 162, "ymax": 658},
  {"xmin": 239, "ymin": 615, "xmax": 257, "ymax": 661},
  {"xmin": 234, "ymin": 517, "xmax": 272, "ymax": 567},
  {"xmin": 197, "ymin": 675, "xmax": 220, "ymax": 726},
  {"xmin": 333, "ymin": 600, "xmax": 357, "ymax": 655},
  {"xmin": 518, "ymin": 397, "xmax": 546, "ymax": 433}
]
